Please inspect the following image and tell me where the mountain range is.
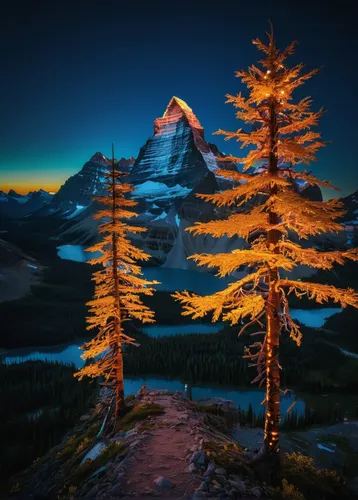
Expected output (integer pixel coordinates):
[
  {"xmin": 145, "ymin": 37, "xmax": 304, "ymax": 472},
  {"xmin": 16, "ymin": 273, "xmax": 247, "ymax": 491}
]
[
  {"xmin": 0, "ymin": 189, "xmax": 53, "ymax": 218},
  {"xmin": 1, "ymin": 96, "xmax": 357, "ymax": 268}
]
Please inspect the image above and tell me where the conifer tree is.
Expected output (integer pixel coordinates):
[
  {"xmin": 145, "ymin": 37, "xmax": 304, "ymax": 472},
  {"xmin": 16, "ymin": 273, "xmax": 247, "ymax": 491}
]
[
  {"xmin": 75, "ymin": 146, "xmax": 158, "ymax": 417},
  {"xmin": 173, "ymin": 25, "xmax": 358, "ymax": 470}
]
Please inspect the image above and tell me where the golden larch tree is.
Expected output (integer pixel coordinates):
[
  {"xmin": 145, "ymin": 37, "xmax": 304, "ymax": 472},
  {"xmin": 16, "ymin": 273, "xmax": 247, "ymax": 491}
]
[
  {"xmin": 173, "ymin": 25, "xmax": 358, "ymax": 471},
  {"xmin": 75, "ymin": 146, "xmax": 158, "ymax": 418}
]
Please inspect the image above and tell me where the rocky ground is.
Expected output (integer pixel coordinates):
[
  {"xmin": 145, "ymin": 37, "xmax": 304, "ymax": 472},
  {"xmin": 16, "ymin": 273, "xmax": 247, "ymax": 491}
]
[
  {"xmin": 6, "ymin": 390, "xmax": 268, "ymax": 500},
  {"xmin": 6, "ymin": 389, "xmax": 358, "ymax": 500}
]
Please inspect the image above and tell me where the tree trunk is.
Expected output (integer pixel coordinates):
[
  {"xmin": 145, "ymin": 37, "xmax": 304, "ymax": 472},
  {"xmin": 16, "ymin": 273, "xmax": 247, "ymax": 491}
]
[
  {"xmin": 254, "ymin": 98, "xmax": 281, "ymax": 480},
  {"xmin": 114, "ymin": 342, "xmax": 125, "ymax": 416},
  {"xmin": 111, "ymin": 145, "xmax": 125, "ymax": 418}
]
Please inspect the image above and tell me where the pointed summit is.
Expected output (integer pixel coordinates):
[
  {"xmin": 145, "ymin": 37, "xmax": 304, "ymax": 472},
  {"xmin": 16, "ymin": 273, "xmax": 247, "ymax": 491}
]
[
  {"xmin": 89, "ymin": 152, "xmax": 111, "ymax": 167},
  {"xmin": 129, "ymin": 95, "xmax": 235, "ymax": 193},
  {"xmin": 154, "ymin": 96, "xmax": 204, "ymax": 137},
  {"xmin": 8, "ymin": 189, "xmax": 20, "ymax": 197},
  {"xmin": 163, "ymin": 96, "xmax": 203, "ymax": 130}
]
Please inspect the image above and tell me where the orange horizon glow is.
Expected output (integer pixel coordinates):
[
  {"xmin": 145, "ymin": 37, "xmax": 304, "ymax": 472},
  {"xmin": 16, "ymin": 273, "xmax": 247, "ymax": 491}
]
[{"xmin": 0, "ymin": 182, "xmax": 60, "ymax": 195}]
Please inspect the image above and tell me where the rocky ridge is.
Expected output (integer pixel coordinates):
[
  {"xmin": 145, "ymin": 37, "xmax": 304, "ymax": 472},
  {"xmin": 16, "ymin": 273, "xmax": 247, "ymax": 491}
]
[
  {"xmin": 8, "ymin": 389, "xmax": 268, "ymax": 500},
  {"xmin": 7, "ymin": 389, "xmax": 358, "ymax": 500}
]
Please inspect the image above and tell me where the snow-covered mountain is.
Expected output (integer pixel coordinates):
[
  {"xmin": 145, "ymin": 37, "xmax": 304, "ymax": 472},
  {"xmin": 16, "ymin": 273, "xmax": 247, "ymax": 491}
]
[
  {"xmin": 0, "ymin": 189, "xmax": 53, "ymax": 218},
  {"xmin": 122, "ymin": 96, "xmax": 238, "ymax": 263},
  {"xmin": 339, "ymin": 190, "xmax": 358, "ymax": 247},
  {"xmin": 42, "ymin": 153, "xmax": 135, "ymax": 243},
  {"xmin": 54, "ymin": 97, "xmax": 238, "ymax": 252},
  {"xmin": 129, "ymin": 96, "xmax": 234, "ymax": 191},
  {"xmin": 6, "ymin": 95, "xmax": 351, "ymax": 272},
  {"xmin": 49, "ymin": 153, "xmax": 135, "ymax": 216}
]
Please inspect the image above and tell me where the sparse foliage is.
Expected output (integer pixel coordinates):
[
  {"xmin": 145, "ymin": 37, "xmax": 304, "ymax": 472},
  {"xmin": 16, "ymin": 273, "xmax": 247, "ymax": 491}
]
[
  {"xmin": 173, "ymin": 23, "xmax": 358, "ymax": 475},
  {"xmin": 75, "ymin": 147, "xmax": 158, "ymax": 417}
]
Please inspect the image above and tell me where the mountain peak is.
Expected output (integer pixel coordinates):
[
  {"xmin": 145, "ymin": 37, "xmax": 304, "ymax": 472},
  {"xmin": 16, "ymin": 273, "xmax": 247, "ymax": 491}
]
[
  {"xmin": 162, "ymin": 96, "xmax": 203, "ymax": 131},
  {"xmin": 89, "ymin": 152, "xmax": 111, "ymax": 166},
  {"xmin": 8, "ymin": 189, "xmax": 20, "ymax": 197}
]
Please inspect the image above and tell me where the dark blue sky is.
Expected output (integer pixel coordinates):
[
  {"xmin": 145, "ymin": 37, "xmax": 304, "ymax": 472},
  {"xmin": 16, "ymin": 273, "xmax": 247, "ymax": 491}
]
[{"xmin": 0, "ymin": 0, "xmax": 357, "ymax": 196}]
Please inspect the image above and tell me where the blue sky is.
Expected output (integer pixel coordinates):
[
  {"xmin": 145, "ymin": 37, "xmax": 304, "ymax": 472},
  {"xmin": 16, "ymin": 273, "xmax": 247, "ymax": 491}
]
[{"xmin": 0, "ymin": 0, "xmax": 357, "ymax": 197}]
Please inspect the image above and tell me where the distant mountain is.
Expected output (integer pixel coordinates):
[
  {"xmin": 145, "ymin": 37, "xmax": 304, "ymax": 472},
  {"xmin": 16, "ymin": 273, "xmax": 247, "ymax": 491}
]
[
  {"xmin": 339, "ymin": 190, "xmax": 358, "ymax": 247},
  {"xmin": 52, "ymin": 96, "xmax": 332, "ymax": 267},
  {"xmin": 0, "ymin": 189, "xmax": 53, "ymax": 219},
  {"xmin": 38, "ymin": 153, "xmax": 135, "ymax": 243},
  {"xmin": 55, "ymin": 97, "xmax": 238, "ymax": 253},
  {"xmin": 340, "ymin": 190, "xmax": 358, "ymax": 224},
  {"xmin": 0, "ymin": 238, "xmax": 41, "ymax": 302},
  {"xmin": 7, "ymin": 96, "xmax": 353, "ymax": 273},
  {"xmin": 8, "ymin": 189, "xmax": 21, "ymax": 197},
  {"xmin": 50, "ymin": 153, "xmax": 135, "ymax": 213},
  {"xmin": 122, "ymin": 96, "xmax": 239, "ymax": 262}
]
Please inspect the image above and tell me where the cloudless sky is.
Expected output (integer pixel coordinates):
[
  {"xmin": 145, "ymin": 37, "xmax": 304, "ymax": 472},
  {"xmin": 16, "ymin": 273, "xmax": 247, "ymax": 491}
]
[{"xmin": 0, "ymin": 0, "xmax": 357, "ymax": 196}]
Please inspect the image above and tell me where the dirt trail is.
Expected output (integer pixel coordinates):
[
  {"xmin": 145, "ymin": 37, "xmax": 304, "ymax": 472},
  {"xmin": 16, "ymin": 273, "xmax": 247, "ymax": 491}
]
[{"xmin": 120, "ymin": 391, "xmax": 203, "ymax": 498}]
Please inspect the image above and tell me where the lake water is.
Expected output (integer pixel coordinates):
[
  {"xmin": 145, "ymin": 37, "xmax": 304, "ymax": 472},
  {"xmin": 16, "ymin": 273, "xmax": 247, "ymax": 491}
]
[
  {"xmin": 142, "ymin": 323, "xmax": 224, "ymax": 337},
  {"xmin": 0, "ymin": 341, "xmax": 302, "ymax": 417},
  {"xmin": 45, "ymin": 245, "xmax": 349, "ymax": 417},
  {"xmin": 56, "ymin": 244, "xmax": 342, "ymax": 326},
  {"xmin": 290, "ymin": 308, "xmax": 342, "ymax": 328},
  {"xmin": 4, "ymin": 340, "xmax": 358, "ymax": 419},
  {"xmin": 57, "ymin": 244, "xmax": 234, "ymax": 294}
]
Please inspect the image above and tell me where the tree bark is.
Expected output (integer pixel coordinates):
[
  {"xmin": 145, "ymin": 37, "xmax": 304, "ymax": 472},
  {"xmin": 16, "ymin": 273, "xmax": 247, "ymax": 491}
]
[
  {"xmin": 111, "ymin": 145, "xmax": 125, "ymax": 417},
  {"xmin": 260, "ymin": 98, "xmax": 281, "ymax": 477}
]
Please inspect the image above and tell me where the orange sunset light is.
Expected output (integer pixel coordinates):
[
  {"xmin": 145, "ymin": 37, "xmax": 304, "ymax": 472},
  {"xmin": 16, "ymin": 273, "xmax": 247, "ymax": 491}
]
[{"xmin": 0, "ymin": 182, "xmax": 60, "ymax": 195}]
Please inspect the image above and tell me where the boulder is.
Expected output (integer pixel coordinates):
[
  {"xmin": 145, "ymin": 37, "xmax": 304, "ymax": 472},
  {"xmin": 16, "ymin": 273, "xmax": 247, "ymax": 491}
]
[{"xmin": 153, "ymin": 476, "xmax": 175, "ymax": 489}]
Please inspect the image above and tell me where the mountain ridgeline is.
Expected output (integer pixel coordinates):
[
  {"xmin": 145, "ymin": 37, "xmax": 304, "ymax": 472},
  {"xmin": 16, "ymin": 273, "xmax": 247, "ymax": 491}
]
[{"xmin": 1, "ymin": 96, "xmax": 356, "ymax": 266}]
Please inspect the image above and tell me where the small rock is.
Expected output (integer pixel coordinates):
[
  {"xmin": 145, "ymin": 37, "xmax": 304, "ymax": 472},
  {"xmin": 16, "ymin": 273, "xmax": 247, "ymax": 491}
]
[
  {"xmin": 204, "ymin": 460, "xmax": 216, "ymax": 476},
  {"xmin": 192, "ymin": 491, "xmax": 206, "ymax": 498},
  {"xmin": 110, "ymin": 480, "xmax": 123, "ymax": 495},
  {"xmin": 85, "ymin": 484, "xmax": 99, "ymax": 498},
  {"xmin": 228, "ymin": 479, "xmax": 246, "ymax": 494},
  {"xmin": 124, "ymin": 428, "xmax": 137, "ymax": 439},
  {"xmin": 251, "ymin": 486, "xmax": 262, "ymax": 498},
  {"xmin": 215, "ymin": 467, "xmax": 227, "ymax": 475},
  {"xmin": 187, "ymin": 463, "xmax": 197, "ymax": 473},
  {"xmin": 229, "ymin": 474, "xmax": 243, "ymax": 482},
  {"xmin": 196, "ymin": 450, "xmax": 207, "ymax": 465},
  {"xmin": 129, "ymin": 439, "xmax": 141, "ymax": 448},
  {"xmin": 228, "ymin": 488, "xmax": 239, "ymax": 499},
  {"xmin": 81, "ymin": 442, "xmax": 106, "ymax": 464},
  {"xmin": 215, "ymin": 475, "xmax": 230, "ymax": 488},
  {"xmin": 80, "ymin": 414, "xmax": 90, "ymax": 421},
  {"xmin": 212, "ymin": 486, "xmax": 226, "ymax": 494},
  {"xmin": 190, "ymin": 450, "xmax": 204, "ymax": 464},
  {"xmin": 153, "ymin": 476, "xmax": 175, "ymax": 489}
]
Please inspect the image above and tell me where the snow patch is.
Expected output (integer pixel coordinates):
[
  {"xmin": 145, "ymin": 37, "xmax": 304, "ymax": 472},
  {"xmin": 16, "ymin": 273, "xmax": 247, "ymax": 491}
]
[
  {"xmin": 132, "ymin": 181, "xmax": 191, "ymax": 200},
  {"xmin": 27, "ymin": 264, "xmax": 38, "ymax": 269},
  {"xmin": 65, "ymin": 204, "xmax": 87, "ymax": 220},
  {"xmin": 14, "ymin": 196, "xmax": 29, "ymax": 204},
  {"xmin": 341, "ymin": 348, "xmax": 358, "ymax": 359},
  {"xmin": 317, "ymin": 444, "xmax": 335, "ymax": 453},
  {"xmin": 153, "ymin": 211, "xmax": 167, "ymax": 221}
]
